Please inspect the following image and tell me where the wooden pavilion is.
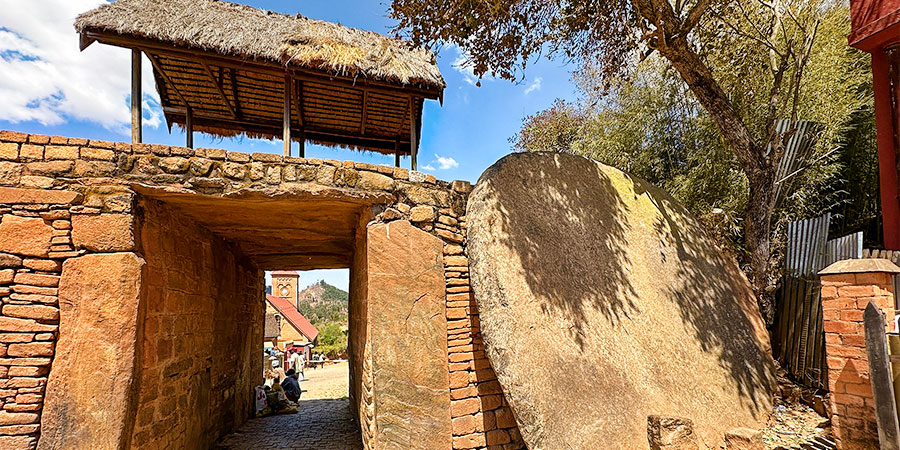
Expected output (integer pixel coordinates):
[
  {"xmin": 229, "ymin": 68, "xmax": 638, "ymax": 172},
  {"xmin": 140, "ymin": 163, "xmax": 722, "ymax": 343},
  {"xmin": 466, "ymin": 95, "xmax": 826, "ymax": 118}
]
[{"xmin": 75, "ymin": 0, "xmax": 445, "ymax": 170}]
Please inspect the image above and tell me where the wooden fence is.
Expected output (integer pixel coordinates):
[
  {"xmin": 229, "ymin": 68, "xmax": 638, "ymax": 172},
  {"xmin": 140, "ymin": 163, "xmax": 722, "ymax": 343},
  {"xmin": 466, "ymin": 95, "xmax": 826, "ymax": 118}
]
[
  {"xmin": 774, "ymin": 213, "xmax": 864, "ymax": 390},
  {"xmin": 864, "ymin": 304, "xmax": 900, "ymax": 450}
]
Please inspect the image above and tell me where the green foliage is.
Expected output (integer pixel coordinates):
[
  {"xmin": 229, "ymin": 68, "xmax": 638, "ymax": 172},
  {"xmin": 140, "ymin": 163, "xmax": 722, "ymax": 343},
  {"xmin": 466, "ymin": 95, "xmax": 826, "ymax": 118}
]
[
  {"xmin": 313, "ymin": 321, "xmax": 348, "ymax": 359},
  {"xmin": 296, "ymin": 281, "xmax": 350, "ymax": 358},
  {"xmin": 511, "ymin": 2, "xmax": 877, "ymax": 261}
]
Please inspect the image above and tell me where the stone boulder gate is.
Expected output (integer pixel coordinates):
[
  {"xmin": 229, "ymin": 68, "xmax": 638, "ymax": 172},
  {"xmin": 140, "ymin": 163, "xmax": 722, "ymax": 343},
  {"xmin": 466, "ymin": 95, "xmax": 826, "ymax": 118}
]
[
  {"xmin": 0, "ymin": 130, "xmax": 523, "ymax": 450},
  {"xmin": 0, "ymin": 1, "xmax": 525, "ymax": 449}
]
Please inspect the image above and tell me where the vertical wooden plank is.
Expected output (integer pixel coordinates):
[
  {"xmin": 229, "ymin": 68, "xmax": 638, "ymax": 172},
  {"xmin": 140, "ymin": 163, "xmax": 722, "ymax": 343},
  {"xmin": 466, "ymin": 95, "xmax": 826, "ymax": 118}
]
[
  {"xmin": 185, "ymin": 107, "xmax": 193, "ymax": 149},
  {"xmin": 395, "ymin": 140, "xmax": 401, "ymax": 168},
  {"xmin": 131, "ymin": 49, "xmax": 142, "ymax": 144},
  {"xmin": 864, "ymin": 303, "xmax": 900, "ymax": 450},
  {"xmin": 283, "ymin": 74, "xmax": 292, "ymax": 157},
  {"xmin": 409, "ymin": 96, "xmax": 418, "ymax": 171},
  {"xmin": 296, "ymin": 79, "xmax": 305, "ymax": 158}
]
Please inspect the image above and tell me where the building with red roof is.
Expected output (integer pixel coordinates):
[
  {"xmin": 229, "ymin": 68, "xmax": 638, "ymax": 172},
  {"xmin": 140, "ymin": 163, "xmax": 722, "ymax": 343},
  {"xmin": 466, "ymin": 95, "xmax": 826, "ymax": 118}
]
[{"xmin": 265, "ymin": 270, "xmax": 318, "ymax": 357}]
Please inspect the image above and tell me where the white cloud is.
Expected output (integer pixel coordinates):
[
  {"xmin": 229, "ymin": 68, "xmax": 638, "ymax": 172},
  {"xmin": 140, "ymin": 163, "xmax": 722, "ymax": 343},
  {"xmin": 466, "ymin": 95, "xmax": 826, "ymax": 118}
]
[
  {"xmin": 450, "ymin": 45, "xmax": 493, "ymax": 87},
  {"xmin": 435, "ymin": 154, "xmax": 459, "ymax": 170},
  {"xmin": 524, "ymin": 77, "xmax": 542, "ymax": 95},
  {"xmin": 0, "ymin": 0, "xmax": 160, "ymax": 133},
  {"xmin": 419, "ymin": 154, "xmax": 458, "ymax": 172}
]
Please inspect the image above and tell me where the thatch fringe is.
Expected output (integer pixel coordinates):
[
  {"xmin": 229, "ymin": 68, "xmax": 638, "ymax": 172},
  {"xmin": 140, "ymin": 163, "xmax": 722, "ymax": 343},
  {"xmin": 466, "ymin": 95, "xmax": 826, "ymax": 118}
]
[{"xmin": 75, "ymin": 0, "xmax": 444, "ymax": 90}]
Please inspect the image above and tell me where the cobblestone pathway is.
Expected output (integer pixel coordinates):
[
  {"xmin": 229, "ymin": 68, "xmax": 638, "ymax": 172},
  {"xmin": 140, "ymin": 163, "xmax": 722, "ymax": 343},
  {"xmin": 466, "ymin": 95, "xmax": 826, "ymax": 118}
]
[{"xmin": 214, "ymin": 398, "xmax": 362, "ymax": 450}]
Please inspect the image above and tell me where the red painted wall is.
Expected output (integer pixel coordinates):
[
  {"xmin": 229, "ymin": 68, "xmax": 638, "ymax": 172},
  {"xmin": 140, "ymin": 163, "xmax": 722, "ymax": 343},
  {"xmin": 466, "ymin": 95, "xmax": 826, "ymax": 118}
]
[{"xmin": 850, "ymin": 0, "xmax": 900, "ymax": 248}]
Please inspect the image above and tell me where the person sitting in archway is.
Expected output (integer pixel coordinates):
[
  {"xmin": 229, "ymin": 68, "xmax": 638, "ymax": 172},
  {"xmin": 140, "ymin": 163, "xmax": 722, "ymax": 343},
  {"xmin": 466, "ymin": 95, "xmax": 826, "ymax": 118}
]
[{"xmin": 281, "ymin": 368, "xmax": 302, "ymax": 402}]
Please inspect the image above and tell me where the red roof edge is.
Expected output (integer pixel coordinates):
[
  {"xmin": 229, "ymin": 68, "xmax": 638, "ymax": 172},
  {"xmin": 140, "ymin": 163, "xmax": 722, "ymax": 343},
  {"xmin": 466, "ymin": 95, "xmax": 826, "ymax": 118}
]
[{"xmin": 265, "ymin": 294, "xmax": 319, "ymax": 342}]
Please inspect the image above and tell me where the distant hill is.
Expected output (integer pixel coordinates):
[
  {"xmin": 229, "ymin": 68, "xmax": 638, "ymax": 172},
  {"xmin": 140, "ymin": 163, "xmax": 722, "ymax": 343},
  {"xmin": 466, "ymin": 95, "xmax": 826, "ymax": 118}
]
[
  {"xmin": 296, "ymin": 281, "xmax": 349, "ymax": 358},
  {"xmin": 296, "ymin": 281, "xmax": 348, "ymax": 323}
]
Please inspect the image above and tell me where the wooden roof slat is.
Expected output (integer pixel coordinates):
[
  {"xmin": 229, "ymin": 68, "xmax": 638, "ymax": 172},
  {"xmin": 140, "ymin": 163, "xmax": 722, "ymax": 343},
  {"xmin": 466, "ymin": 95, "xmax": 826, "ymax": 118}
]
[{"xmin": 91, "ymin": 32, "xmax": 431, "ymax": 154}]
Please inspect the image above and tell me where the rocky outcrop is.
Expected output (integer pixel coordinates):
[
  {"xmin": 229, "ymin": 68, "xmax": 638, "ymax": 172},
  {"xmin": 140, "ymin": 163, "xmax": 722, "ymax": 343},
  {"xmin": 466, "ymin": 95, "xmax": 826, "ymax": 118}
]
[{"xmin": 467, "ymin": 152, "xmax": 775, "ymax": 449}]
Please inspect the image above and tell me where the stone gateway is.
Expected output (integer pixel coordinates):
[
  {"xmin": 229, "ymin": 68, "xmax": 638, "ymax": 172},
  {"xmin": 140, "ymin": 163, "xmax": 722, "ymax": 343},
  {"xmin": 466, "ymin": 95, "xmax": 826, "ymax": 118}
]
[{"xmin": 466, "ymin": 152, "xmax": 776, "ymax": 449}]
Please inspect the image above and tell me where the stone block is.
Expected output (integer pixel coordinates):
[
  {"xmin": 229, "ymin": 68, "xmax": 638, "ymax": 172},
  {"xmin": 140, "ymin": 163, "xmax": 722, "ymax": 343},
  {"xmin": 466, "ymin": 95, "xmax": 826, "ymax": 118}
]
[
  {"xmin": 367, "ymin": 221, "xmax": 451, "ymax": 450},
  {"xmin": 0, "ymin": 161, "xmax": 22, "ymax": 185},
  {"xmin": 226, "ymin": 151, "xmax": 250, "ymax": 163},
  {"xmin": 25, "ymin": 161, "xmax": 73, "ymax": 176},
  {"xmin": 2, "ymin": 304, "xmax": 59, "ymax": 321},
  {"xmin": 0, "ymin": 143, "xmax": 18, "ymax": 160},
  {"xmin": 248, "ymin": 162, "xmax": 264, "ymax": 180},
  {"xmin": 410, "ymin": 205, "xmax": 435, "ymax": 223},
  {"xmin": 14, "ymin": 273, "xmax": 59, "ymax": 287},
  {"xmin": 0, "ymin": 215, "xmax": 53, "ymax": 257},
  {"xmin": 23, "ymin": 259, "xmax": 60, "ymax": 272},
  {"xmin": 252, "ymin": 152, "xmax": 282, "ymax": 162},
  {"xmin": 648, "ymin": 416, "xmax": 698, "ymax": 450},
  {"xmin": 158, "ymin": 157, "xmax": 190, "ymax": 174},
  {"xmin": 724, "ymin": 428, "xmax": 764, "ymax": 450},
  {"xmin": 358, "ymin": 170, "xmax": 393, "ymax": 191},
  {"xmin": 0, "ymin": 253, "xmax": 22, "ymax": 268},
  {"xmin": 44, "ymin": 146, "xmax": 78, "ymax": 160},
  {"xmin": 72, "ymin": 160, "xmax": 116, "ymax": 177},
  {"xmin": 39, "ymin": 253, "xmax": 144, "ymax": 450},
  {"xmin": 71, "ymin": 214, "xmax": 134, "ymax": 252},
  {"xmin": 7, "ymin": 342, "xmax": 54, "ymax": 357},
  {"xmin": 0, "ymin": 317, "xmax": 56, "ymax": 333},
  {"xmin": 20, "ymin": 176, "xmax": 54, "ymax": 188},
  {"xmin": 80, "ymin": 147, "xmax": 116, "ymax": 161}
]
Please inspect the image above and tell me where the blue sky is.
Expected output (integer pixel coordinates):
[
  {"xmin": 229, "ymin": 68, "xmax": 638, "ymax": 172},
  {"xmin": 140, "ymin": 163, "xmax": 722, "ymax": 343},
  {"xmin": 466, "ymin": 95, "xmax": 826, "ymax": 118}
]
[
  {"xmin": 0, "ymin": 0, "xmax": 580, "ymax": 290},
  {"xmin": 0, "ymin": 0, "xmax": 578, "ymax": 183}
]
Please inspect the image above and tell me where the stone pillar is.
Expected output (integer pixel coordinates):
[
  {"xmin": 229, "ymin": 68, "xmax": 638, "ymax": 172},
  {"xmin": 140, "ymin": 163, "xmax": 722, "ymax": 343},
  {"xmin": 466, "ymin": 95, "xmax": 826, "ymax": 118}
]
[
  {"xmin": 819, "ymin": 258, "xmax": 900, "ymax": 450},
  {"xmin": 38, "ymin": 253, "xmax": 145, "ymax": 450},
  {"xmin": 366, "ymin": 220, "xmax": 452, "ymax": 450}
]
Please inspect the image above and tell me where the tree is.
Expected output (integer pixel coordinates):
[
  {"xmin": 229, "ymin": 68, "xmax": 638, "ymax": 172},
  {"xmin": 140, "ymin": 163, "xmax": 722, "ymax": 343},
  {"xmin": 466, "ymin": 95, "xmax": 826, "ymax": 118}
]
[{"xmin": 392, "ymin": 0, "xmax": 861, "ymax": 322}]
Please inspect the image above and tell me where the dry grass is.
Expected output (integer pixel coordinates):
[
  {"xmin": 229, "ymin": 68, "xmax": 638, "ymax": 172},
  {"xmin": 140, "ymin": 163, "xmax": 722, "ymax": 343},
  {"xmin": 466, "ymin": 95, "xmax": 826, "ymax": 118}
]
[{"xmin": 75, "ymin": 0, "xmax": 444, "ymax": 90}]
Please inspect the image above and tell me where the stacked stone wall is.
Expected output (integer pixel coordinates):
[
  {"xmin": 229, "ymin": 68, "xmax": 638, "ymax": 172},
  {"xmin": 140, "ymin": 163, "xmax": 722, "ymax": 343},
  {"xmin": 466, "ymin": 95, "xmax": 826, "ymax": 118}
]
[
  {"xmin": 0, "ymin": 188, "xmax": 77, "ymax": 449},
  {"xmin": 0, "ymin": 130, "xmax": 525, "ymax": 450},
  {"xmin": 129, "ymin": 198, "xmax": 263, "ymax": 449}
]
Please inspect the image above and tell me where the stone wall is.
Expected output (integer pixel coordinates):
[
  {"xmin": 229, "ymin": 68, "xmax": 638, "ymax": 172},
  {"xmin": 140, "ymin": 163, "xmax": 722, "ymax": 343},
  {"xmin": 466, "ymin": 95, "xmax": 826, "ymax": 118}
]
[
  {"xmin": 0, "ymin": 130, "xmax": 525, "ymax": 450},
  {"xmin": 819, "ymin": 259, "xmax": 900, "ymax": 450},
  {"xmin": 0, "ymin": 188, "xmax": 77, "ymax": 449},
  {"xmin": 129, "ymin": 198, "xmax": 263, "ymax": 449}
]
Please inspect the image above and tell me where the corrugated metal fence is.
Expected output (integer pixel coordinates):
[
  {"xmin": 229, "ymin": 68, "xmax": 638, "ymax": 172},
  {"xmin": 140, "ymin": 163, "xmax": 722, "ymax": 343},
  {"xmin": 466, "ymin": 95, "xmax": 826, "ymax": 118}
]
[{"xmin": 774, "ymin": 213, "xmax": 863, "ymax": 390}]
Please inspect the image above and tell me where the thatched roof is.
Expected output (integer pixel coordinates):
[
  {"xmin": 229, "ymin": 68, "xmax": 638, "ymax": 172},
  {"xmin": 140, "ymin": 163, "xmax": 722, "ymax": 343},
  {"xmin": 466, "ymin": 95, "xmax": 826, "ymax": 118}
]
[{"xmin": 74, "ymin": 0, "xmax": 444, "ymax": 91}]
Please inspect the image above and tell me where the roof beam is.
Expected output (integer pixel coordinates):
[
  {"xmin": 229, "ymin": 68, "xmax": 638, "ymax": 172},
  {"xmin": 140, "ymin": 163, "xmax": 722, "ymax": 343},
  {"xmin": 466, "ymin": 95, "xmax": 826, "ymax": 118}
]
[
  {"xmin": 361, "ymin": 89, "xmax": 368, "ymax": 135},
  {"xmin": 143, "ymin": 50, "xmax": 190, "ymax": 108},
  {"xmin": 199, "ymin": 61, "xmax": 238, "ymax": 119},
  {"xmin": 229, "ymin": 68, "xmax": 242, "ymax": 118}
]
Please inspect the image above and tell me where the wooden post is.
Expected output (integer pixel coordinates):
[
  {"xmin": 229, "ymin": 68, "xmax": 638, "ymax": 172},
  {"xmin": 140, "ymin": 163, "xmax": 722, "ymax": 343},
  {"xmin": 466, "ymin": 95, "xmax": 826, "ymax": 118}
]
[
  {"xmin": 409, "ymin": 96, "xmax": 418, "ymax": 171},
  {"xmin": 296, "ymin": 80, "xmax": 305, "ymax": 158},
  {"xmin": 283, "ymin": 74, "xmax": 292, "ymax": 157},
  {"xmin": 185, "ymin": 107, "xmax": 193, "ymax": 149},
  {"xmin": 395, "ymin": 140, "xmax": 401, "ymax": 168},
  {"xmin": 131, "ymin": 49, "xmax": 142, "ymax": 144},
  {"xmin": 865, "ymin": 302, "xmax": 900, "ymax": 450}
]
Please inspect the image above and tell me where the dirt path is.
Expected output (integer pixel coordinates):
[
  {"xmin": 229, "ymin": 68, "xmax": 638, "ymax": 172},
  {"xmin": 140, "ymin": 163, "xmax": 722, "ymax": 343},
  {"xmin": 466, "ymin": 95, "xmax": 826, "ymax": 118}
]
[{"xmin": 300, "ymin": 361, "xmax": 350, "ymax": 400}]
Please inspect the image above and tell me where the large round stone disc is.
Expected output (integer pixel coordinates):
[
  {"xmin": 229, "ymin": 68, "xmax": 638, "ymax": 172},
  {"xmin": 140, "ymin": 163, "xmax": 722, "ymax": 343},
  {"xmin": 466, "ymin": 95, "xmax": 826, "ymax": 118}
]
[{"xmin": 467, "ymin": 152, "xmax": 775, "ymax": 449}]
